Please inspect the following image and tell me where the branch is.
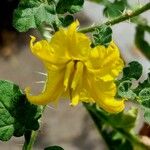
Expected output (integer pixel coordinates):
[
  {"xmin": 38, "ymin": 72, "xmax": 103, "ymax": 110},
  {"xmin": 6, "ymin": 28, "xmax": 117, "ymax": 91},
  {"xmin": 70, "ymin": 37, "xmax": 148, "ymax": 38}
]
[{"xmin": 79, "ymin": 2, "xmax": 150, "ymax": 33}]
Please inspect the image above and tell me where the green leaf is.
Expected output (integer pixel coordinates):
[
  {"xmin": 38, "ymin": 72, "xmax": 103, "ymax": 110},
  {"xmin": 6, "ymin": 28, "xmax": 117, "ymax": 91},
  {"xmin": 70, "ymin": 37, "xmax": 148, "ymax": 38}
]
[
  {"xmin": 117, "ymin": 80, "xmax": 136, "ymax": 100},
  {"xmin": 13, "ymin": 97, "xmax": 43, "ymax": 137},
  {"xmin": 143, "ymin": 108, "xmax": 150, "ymax": 123},
  {"xmin": 134, "ymin": 73, "xmax": 150, "ymax": 95},
  {"xmin": 13, "ymin": 0, "xmax": 84, "ymax": 32},
  {"xmin": 13, "ymin": 0, "xmax": 57, "ymax": 32},
  {"xmin": 58, "ymin": 15, "xmax": 74, "ymax": 27},
  {"xmin": 0, "ymin": 80, "xmax": 42, "ymax": 141},
  {"xmin": 92, "ymin": 25, "xmax": 112, "ymax": 47},
  {"xmin": 139, "ymin": 88, "xmax": 150, "ymax": 123},
  {"xmin": 44, "ymin": 146, "xmax": 64, "ymax": 150},
  {"xmin": 116, "ymin": 61, "xmax": 143, "ymax": 100},
  {"xmin": 116, "ymin": 62, "xmax": 150, "ymax": 124},
  {"xmin": 122, "ymin": 61, "xmax": 143, "ymax": 80},
  {"xmin": 135, "ymin": 25, "xmax": 150, "ymax": 60},
  {"xmin": 56, "ymin": 0, "xmax": 84, "ymax": 14},
  {"xmin": 139, "ymin": 88, "xmax": 150, "ymax": 101},
  {"xmin": 142, "ymin": 100, "xmax": 150, "ymax": 108},
  {"xmin": 132, "ymin": 74, "xmax": 150, "ymax": 123},
  {"xmin": 103, "ymin": 0, "xmax": 128, "ymax": 18}
]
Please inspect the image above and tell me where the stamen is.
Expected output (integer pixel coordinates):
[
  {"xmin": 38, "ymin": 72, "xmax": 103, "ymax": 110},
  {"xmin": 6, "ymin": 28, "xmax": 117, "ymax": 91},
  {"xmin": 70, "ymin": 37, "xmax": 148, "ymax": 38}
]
[
  {"xmin": 71, "ymin": 62, "xmax": 84, "ymax": 91},
  {"xmin": 63, "ymin": 61, "xmax": 74, "ymax": 91}
]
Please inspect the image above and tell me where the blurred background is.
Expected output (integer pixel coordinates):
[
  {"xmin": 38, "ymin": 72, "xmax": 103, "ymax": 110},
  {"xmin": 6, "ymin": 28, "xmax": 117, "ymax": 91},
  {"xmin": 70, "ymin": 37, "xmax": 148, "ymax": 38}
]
[{"xmin": 0, "ymin": 0, "xmax": 149, "ymax": 149}]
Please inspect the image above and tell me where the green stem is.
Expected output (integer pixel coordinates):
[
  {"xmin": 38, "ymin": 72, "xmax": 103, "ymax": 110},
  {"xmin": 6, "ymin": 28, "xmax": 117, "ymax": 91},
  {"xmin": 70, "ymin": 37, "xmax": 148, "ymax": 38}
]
[
  {"xmin": 22, "ymin": 130, "xmax": 39, "ymax": 150},
  {"xmin": 84, "ymin": 104, "xmax": 149, "ymax": 150},
  {"xmin": 22, "ymin": 106, "xmax": 46, "ymax": 150},
  {"xmin": 79, "ymin": 2, "xmax": 150, "ymax": 33}
]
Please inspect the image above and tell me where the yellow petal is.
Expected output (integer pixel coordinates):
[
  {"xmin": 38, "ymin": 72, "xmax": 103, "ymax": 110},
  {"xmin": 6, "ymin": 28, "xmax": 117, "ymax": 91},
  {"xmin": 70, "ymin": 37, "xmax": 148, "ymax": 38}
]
[
  {"xmin": 97, "ymin": 97, "xmax": 125, "ymax": 113},
  {"xmin": 86, "ymin": 41, "xmax": 124, "ymax": 82},
  {"xmin": 30, "ymin": 36, "xmax": 69, "ymax": 65},
  {"xmin": 79, "ymin": 74, "xmax": 95, "ymax": 104},
  {"xmin": 83, "ymin": 72, "xmax": 124, "ymax": 113},
  {"xmin": 50, "ymin": 20, "xmax": 91, "ymax": 60},
  {"xmin": 25, "ymin": 68, "xmax": 64, "ymax": 105},
  {"xmin": 67, "ymin": 20, "xmax": 79, "ymax": 34}
]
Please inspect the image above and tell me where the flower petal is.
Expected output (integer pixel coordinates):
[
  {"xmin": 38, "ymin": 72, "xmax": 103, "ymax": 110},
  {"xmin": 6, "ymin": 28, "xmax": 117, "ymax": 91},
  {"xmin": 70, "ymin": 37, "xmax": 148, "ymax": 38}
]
[
  {"xmin": 98, "ymin": 97, "xmax": 125, "ymax": 113},
  {"xmin": 82, "ymin": 72, "xmax": 125, "ymax": 113},
  {"xmin": 25, "ymin": 68, "xmax": 64, "ymax": 105},
  {"xmin": 30, "ymin": 36, "xmax": 69, "ymax": 65},
  {"xmin": 50, "ymin": 20, "xmax": 91, "ymax": 60},
  {"xmin": 86, "ymin": 41, "xmax": 124, "ymax": 81}
]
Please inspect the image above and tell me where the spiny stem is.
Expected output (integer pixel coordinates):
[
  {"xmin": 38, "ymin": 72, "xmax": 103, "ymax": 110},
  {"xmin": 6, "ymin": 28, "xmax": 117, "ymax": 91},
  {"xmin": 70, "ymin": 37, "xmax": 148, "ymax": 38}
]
[{"xmin": 79, "ymin": 2, "xmax": 150, "ymax": 33}]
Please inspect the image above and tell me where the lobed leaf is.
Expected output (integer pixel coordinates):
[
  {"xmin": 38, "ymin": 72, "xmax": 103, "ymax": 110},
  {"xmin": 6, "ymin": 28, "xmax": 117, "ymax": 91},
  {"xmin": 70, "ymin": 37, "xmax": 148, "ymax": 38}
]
[
  {"xmin": 135, "ymin": 25, "xmax": 150, "ymax": 60},
  {"xmin": 0, "ymin": 80, "xmax": 42, "ymax": 141},
  {"xmin": 144, "ymin": 108, "xmax": 150, "ymax": 123},
  {"xmin": 13, "ymin": 0, "xmax": 57, "ymax": 32},
  {"xmin": 13, "ymin": 0, "xmax": 84, "ymax": 32},
  {"xmin": 122, "ymin": 61, "xmax": 143, "ymax": 80},
  {"xmin": 134, "ymin": 73, "xmax": 150, "ymax": 95},
  {"xmin": 103, "ymin": 0, "xmax": 128, "ymax": 18},
  {"xmin": 116, "ymin": 61, "xmax": 142, "ymax": 100},
  {"xmin": 58, "ymin": 15, "xmax": 74, "ymax": 27},
  {"xmin": 117, "ymin": 80, "xmax": 136, "ymax": 100},
  {"xmin": 139, "ymin": 88, "xmax": 150, "ymax": 101},
  {"xmin": 92, "ymin": 25, "xmax": 112, "ymax": 47},
  {"xmin": 56, "ymin": 0, "xmax": 84, "ymax": 14}
]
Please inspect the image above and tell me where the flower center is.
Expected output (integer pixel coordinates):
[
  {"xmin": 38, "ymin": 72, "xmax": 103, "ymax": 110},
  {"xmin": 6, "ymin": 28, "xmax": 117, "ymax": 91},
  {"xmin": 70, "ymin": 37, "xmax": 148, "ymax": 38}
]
[{"xmin": 63, "ymin": 60, "xmax": 84, "ymax": 92}]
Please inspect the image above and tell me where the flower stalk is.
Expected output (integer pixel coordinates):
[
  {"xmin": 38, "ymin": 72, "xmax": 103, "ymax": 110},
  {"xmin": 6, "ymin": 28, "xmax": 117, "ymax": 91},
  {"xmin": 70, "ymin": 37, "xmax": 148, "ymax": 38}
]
[{"xmin": 23, "ymin": 130, "xmax": 39, "ymax": 150}]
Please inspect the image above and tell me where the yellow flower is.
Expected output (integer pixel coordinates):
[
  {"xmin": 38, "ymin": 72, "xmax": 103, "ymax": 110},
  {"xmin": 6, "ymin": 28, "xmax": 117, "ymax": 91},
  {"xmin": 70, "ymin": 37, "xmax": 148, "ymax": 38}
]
[{"xmin": 25, "ymin": 21, "xmax": 125, "ymax": 113}]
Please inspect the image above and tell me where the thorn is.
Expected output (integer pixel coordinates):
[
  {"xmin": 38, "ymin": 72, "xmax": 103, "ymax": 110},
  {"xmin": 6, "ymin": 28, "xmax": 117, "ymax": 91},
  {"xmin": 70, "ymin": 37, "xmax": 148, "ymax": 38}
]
[
  {"xmin": 35, "ymin": 81, "xmax": 45, "ymax": 84},
  {"xmin": 118, "ymin": 9, "xmax": 123, "ymax": 14},
  {"xmin": 47, "ymin": 105, "xmax": 56, "ymax": 110},
  {"xmin": 127, "ymin": 18, "xmax": 131, "ymax": 24},
  {"xmin": 34, "ymin": 71, "xmax": 47, "ymax": 76},
  {"xmin": 123, "ymin": 8, "xmax": 133, "ymax": 16},
  {"xmin": 122, "ymin": 7, "xmax": 127, "ymax": 15},
  {"xmin": 45, "ymin": 27, "xmax": 53, "ymax": 32},
  {"xmin": 137, "ymin": 0, "xmax": 142, "ymax": 8},
  {"xmin": 107, "ymin": 13, "xmax": 111, "ymax": 21},
  {"xmin": 126, "ymin": 9, "xmax": 133, "ymax": 16}
]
